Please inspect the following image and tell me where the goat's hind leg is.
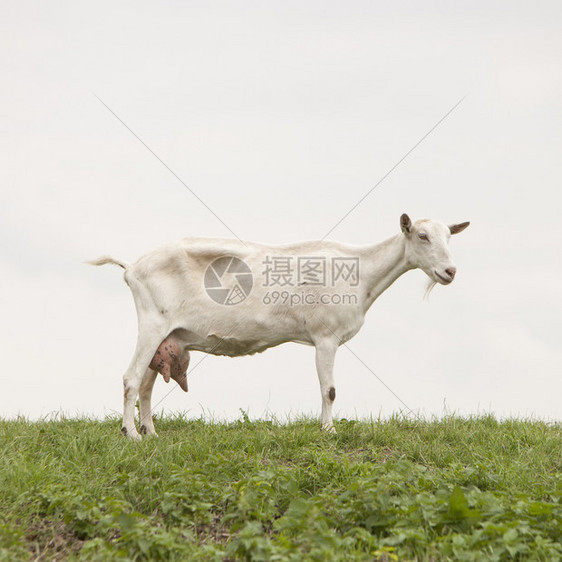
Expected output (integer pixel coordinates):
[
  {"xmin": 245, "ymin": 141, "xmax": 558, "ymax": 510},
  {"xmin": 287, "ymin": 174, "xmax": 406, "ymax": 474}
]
[
  {"xmin": 139, "ymin": 368, "xmax": 158, "ymax": 436},
  {"xmin": 122, "ymin": 329, "xmax": 164, "ymax": 440}
]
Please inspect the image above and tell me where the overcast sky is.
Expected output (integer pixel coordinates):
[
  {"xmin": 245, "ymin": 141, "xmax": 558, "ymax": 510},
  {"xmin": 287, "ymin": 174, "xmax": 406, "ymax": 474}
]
[{"xmin": 2, "ymin": 1, "xmax": 561, "ymax": 424}]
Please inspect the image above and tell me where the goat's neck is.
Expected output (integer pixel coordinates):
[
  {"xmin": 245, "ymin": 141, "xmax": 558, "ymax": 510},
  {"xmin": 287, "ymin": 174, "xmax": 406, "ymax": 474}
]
[{"xmin": 359, "ymin": 234, "xmax": 412, "ymax": 312}]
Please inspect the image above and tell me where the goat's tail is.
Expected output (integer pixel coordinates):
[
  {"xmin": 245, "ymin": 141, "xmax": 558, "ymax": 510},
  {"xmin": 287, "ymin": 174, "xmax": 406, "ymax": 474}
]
[{"xmin": 87, "ymin": 256, "xmax": 129, "ymax": 269}]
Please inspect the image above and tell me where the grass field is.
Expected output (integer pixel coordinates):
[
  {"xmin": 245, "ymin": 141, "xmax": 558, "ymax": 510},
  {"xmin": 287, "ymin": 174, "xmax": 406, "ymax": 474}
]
[{"xmin": 0, "ymin": 414, "xmax": 561, "ymax": 560}]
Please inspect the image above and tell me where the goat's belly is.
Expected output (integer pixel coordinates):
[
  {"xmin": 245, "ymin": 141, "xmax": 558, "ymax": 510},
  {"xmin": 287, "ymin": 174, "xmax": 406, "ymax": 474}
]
[
  {"xmin": 167, "ymin": 323, "xmax": 313, "ymax": 358},
  {"xmin": 191, "ymin": 335, "xmax": 280, "ymax": 357}
]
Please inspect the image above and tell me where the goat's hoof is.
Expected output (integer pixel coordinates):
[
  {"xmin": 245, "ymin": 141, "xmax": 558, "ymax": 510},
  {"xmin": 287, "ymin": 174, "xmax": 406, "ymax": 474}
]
[
  {"xmin": 321, "ymin": 424, "xmax": 337, "ymax": 434},
  {"xmin": 140, "ymin": 424, "xmax": 158, "ymax": 437},
  {"xmin": 121, "ymin": 427, "xmax": 142, "ymax": 440}
]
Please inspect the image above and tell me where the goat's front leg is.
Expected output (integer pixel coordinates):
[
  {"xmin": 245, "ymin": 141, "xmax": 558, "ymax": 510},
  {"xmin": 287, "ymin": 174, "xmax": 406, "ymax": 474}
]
[
  {"xmin": 314, "ymin": 338, "xmax": 339, "ymax": 433},
  {"xmin": 138, "ymin": 368, "xmax": 158, "ymax": 436}
]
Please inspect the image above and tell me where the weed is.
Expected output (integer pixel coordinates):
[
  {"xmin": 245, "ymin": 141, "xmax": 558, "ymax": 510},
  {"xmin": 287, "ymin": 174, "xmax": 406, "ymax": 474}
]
[{"xmin": 0, "ymin": 415, "xmax": 560, "ymax": 560}]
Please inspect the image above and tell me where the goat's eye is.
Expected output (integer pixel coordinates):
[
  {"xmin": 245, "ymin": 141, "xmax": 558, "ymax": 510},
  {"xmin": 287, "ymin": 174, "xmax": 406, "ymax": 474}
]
[{"xmin": 418, "ymin": 232, "xmax": 429, "ymax": 241}]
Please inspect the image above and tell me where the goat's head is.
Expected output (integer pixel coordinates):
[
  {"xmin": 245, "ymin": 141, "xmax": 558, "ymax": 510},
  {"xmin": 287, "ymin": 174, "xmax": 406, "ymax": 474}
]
[{"xmin": 400, "ymin": 214, "xmax": 470, "ymax": 287}]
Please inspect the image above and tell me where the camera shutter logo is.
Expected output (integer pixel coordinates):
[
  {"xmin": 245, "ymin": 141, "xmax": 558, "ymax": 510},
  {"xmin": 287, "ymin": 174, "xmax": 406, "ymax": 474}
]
[{"xmin": 204, "ymin": 256, "xmax": 253, "ymax": 305}]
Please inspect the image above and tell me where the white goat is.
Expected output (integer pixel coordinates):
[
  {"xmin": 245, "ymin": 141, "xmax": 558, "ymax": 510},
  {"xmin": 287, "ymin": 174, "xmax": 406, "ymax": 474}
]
[{"xmin": 91, "ymin": 214, "xmax": 469, "ymax": 439}]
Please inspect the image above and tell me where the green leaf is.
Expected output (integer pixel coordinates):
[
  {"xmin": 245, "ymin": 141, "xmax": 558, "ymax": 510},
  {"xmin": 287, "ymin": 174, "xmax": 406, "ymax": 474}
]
[
  {"xmin": 116, "ymin": 512, "xmax": 137, "ymax": 532},
  {"xmin": 448, "ymin": 486, "xmax": 470, "ymax": 519}
]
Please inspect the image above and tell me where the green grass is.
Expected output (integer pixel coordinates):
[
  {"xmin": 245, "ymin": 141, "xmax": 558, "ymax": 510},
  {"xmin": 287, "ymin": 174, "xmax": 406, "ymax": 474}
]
[{"xmin": 0, "ymin": 414, "xmax": 561, "ymax": 560}]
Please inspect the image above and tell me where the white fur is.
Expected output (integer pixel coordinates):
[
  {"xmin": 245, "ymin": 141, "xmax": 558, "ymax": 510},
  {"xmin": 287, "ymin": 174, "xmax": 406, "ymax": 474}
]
[{"xmin": 91, "ymin": 214, "xmax": 469, "ymax": 439}]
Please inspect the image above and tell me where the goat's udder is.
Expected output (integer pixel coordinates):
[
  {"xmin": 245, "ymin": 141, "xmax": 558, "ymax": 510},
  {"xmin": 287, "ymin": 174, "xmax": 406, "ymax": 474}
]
[{"xmin": 149, "ymin": 336, "xmax": 190, "ymax": 392}]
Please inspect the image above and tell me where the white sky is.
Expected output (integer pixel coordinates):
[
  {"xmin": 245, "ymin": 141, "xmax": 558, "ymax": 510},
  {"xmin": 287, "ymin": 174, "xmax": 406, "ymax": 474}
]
[{"xmin": 2, "ymin": 1, "xmax": 561, "ymax": 423}]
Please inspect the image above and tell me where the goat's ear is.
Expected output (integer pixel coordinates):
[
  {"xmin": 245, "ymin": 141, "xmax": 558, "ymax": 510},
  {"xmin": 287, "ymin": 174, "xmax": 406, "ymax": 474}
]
[
  {"xmin": 400, "ymin": 213, "xmax": 412, "ymax": 234},
  {"xmin": 449, "ymin": 221, "xmax": 470, "ymax": 235}
]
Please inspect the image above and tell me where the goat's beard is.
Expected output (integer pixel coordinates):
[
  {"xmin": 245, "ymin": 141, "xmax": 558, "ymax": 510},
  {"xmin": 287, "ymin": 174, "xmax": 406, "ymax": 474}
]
[{"xmin": 424, "ymin": 280, "xmax": 437, "ymax": 300}]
